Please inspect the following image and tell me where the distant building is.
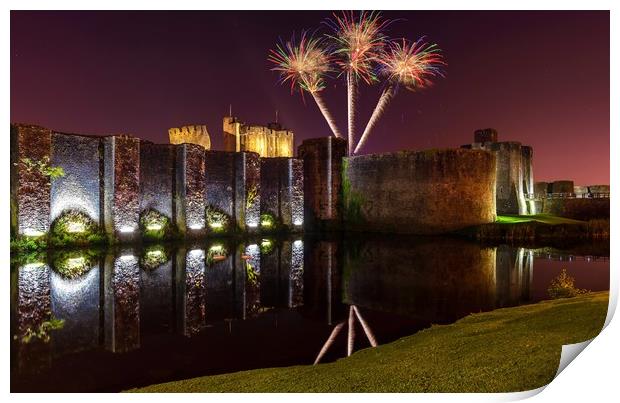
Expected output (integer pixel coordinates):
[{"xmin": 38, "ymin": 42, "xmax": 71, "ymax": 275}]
[
  {"xmin": 169, "ymin": 125, "xmax": 211, "ymax": 150},
  {"xmin": 223, "ymin": 116, "xmax": 293, "ymax": 158},
  {"xmin": 463, "ymin": 128, "xmax": 535, "ymax": 215}
]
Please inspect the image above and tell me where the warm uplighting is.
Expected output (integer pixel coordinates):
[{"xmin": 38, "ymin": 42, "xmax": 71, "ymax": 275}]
[
  {"xmin": 65, "ymin": 257, "xmax": 86, "ymax": 270},
  {"xmin": 247, "ymin": 222, "xmax": 258, "ymax": 228},
  {"xmin": 209, "ymin": 244, "xmax": 223, "ymax": 253},
  {"xmin": 146, "ymin": 223, "xmax": 163, "ymax": 231},
  {"xmin": 293, "ymin": 219, "xmax": 303, "ymax": 226},
  {"xmin": 261, "ymin": 220, "xmax": 272, "ymax": 227},
  {"xmin": 261, "ymin": 239, "xmax": 272, "ymax": 247},
  {"xmin": 293, "ymin": 240, "xmax": 303, "ymax": 248},
  {"xmin": 189, "ymin": 224, "xmax": 204, "ymax": 230},
  {"xmin": 119, "ymin": 226, "xmax": 135, "ymax": 233},
  {"xmin": 209, "ymin": 222, "xmax": 223, "ymax": 229}
]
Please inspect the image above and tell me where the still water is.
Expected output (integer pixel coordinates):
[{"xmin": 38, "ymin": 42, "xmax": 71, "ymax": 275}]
[{"xmin": 10, "ymin": 235, "xmax": 609, "ymax": 392}]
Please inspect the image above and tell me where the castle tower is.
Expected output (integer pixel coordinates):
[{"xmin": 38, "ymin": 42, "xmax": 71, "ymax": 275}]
[
  {"xmin": 463, "ymin": 128, "xmax": 534, "ymax": 215},
  {"xmin": 222, "ymin": 116, "xmax": 293, "ymax": 158},
  {"xmin": 169, "ymin": 125, "xmax": 211, "ymax": 150}
]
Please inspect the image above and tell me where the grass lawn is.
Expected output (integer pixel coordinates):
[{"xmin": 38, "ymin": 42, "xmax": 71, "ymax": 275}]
[
  {"xmin": 496, "ymin": 214, "xmax": 585, "ymax": 225},
  {"xmin": 129, "ymin": 292, "xmax": 609, "ymax": 393}
]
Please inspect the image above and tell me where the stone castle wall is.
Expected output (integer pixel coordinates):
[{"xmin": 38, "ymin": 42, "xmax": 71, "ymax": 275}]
[
  {"xmin": 463, "ymin": 129, "xmax": 534, "ymax": 215},
  {"xmin": 10, "ymin": 124, "xmax": 303, "ymax": 242},
  {"xmin": 342, "ymin": 149, "xmax": 497, "ymax": 234}
]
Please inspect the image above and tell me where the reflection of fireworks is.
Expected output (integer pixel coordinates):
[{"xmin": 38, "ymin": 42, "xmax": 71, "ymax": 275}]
[
  {"xmin": 325, "ymin": 11, "xmax": 390, "ymax": 154},
  {"xmin": 269, "ymin": 33, "xmax": 343, "ymax": 138},
  {"xmin": 355, "ymin": 38, "xmax": 446, "ymax": 154}
]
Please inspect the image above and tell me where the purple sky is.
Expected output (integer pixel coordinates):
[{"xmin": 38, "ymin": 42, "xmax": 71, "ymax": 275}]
[{"xmin": 10, "ymin": 11, "xmax": 609, "ymax": 185}]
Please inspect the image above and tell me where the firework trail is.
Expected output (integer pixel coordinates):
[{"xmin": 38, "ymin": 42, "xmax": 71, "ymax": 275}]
[
  {"xmin": 269, "ymin": 32, "xmax": 343, "ymax": 138},
  {"xmin": 354, "ymin": 38, "xmax": 445, "ymax": 154},
  {"xmin": 325, "ymin": 11, "xmax": 390, "ymax": 154}
]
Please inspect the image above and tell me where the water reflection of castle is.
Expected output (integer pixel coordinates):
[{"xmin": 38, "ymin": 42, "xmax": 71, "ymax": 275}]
[{"xmin": 13, "ymin": 237, "xmax": 568, "ymax": 386}]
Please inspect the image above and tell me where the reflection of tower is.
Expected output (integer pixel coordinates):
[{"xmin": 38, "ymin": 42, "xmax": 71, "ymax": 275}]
[
  {"xmin": 495, "ymin": 246, "xmax": 533, "ymax": 307},
  {"xmin": 175, "ymin": 248, "xmax": 207, "ymax": 336},
  {"xmin": 223, "ymin": 116, "xmax": 294, "ymax": 158}
]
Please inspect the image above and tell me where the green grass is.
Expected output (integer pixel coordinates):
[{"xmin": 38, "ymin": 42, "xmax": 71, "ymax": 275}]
[
  {"xmin": 129, "ymin": 292, "xmax": 609, "ymax": 393},
  {"xmin": 496, "ymin": 214, "xmax": 585, "ymax": 225}
]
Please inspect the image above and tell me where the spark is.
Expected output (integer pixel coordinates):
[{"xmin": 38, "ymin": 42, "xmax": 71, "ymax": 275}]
[
  {"xmin": 355, "ymin": 38, "xmax": 445, "ymax": 154},
  {"xmin": 325, "ymin": 11, "xmax": 391, "ymax": 154},
  {"xmin": 269, "ymin": 32, "xmax": 343, "ymax": 138}
]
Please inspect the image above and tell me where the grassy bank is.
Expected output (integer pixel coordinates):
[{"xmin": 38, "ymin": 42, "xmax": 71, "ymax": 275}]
[
  {"xmin": 130, "ymin": 292, "xmax": 609, "ymax": 393},
  {"xmin": 462, "ymin": 214, "xmax": 609, "ymax": 242}
]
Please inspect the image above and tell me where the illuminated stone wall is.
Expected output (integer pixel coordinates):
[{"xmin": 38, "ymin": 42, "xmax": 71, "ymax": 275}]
[
  {"xmin": 235, "ymin": 152, "xmax": 261, "ymax": 231},
  {"xmin": 175, "ymin": 144, "xmax": 207, "ymax": 236},
  {"xmin": 140, "ymin": 142, "xmax": 175, "ymax": 220},
  {"xmin": 541, "ymin": 198, "xmax": 609, "ymax": 220},
  {"xmin": 168, "ymin": 125, "xmax": 211, "ymax": 150},
  {"xmin": 223, "ymin": 116, "xmax": 293, "ymax": 158},
  {"xmin": 298, "ymin": 137, "xmax": 347, "ymax": 230},
  {"xmin": 51, "ymin": 133, "xmax": 102, "ymax": 225},
  {"xmin": 103, "ymin": 135, "xmax": 141, "ymax": 242},
  {"xmin": 10, "ymin": 124, "xmax": 53, "ymax": 236},
  {"xmin": 260, "ymin": 158, "xmax": 304, "ymax": 230},
  {"xmin": 343, "ymin": 149, "xmax": 497, "ymax": 234},
  {"xmin": 204, "ymin": 151, "xmax": 236, "ymax": 232},
  {"xmin": 11, "ymin": 124, "xmax": 304, "ymax": 244},
  {"xmin": 464, "ymin": 130, "xmax": 533, "ymax": 215}
]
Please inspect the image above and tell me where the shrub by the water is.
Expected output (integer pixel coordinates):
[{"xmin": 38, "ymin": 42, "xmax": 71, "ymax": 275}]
[{"xmin": 547, "ymin": 269, "xmax": 589, "ymax": 299}]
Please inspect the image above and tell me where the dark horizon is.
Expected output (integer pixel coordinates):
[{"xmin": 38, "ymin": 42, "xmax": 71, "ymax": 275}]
[{"xmin": 10, "ymin": 10, "xmax": 610, "ymax": 185}]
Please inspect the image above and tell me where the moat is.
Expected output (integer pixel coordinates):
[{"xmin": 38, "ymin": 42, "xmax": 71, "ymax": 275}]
[{"xmin": 10, "ymin": 235, "xmax": 609, "ymax": 392}]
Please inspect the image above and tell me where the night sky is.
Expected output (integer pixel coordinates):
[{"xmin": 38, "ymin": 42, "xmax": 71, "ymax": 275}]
[{"xmin": 11, "ymin": 11, "xmax": 609, "ymax": 185}]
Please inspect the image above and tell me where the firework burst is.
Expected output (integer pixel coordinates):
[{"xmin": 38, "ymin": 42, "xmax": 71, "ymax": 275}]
[
  {"xmin": 354, "ymin": 37, "xmax": 446, "ymax": 154},
  {"xmin": 325, "ymin": 11, "xmax": 391, "ymax": 154},
  {"xmin": 269, "ymin": 33, "xmax": 343, "ymax": 138}
]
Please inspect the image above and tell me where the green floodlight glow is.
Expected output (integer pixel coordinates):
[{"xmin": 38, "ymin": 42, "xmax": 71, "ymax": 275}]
[
  {"xmin": 146, "ymin": 250, "xmax": 163, "ymax": 258},
  {"xmin": 210, "ymin": 244, "xmax": 223, "ymax": 252},
  {"xmin": 209, "ymin": 222, "xmax": 223, "ymax": 229},
  {"xmin": 261, "ymin": 239, "xmax": 272, "ymax": 247},
  {"xmin": 261, "ymin": 220, "xmax": 272, "ymax": 227},
  {"xmin": 146, "ymin": 223, "xmax": 163, "ymax": 231}
]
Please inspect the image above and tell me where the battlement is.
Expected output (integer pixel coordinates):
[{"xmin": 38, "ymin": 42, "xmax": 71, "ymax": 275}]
[
  {"xmin": 223, "ymin": 116, "xmax": 293, "ymax": 158},
  {"xmin": 168, "ymin": 124, "xmax": 211, "ymax": 150}
]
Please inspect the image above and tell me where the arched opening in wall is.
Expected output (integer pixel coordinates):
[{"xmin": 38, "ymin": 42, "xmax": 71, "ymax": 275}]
[
  {"xmin": 139, "ymin": 209, "xmax": 173, "ymax": 241},
  {"xmin": 51, "ymin": 248, "xmax": 101, "ymax": 279},
  {"xmin": 139, "ymin": 245, "xmax": 171, "ymax": 270},
  {"xmin": 205, "ymin": 206, "xmax": 232, "ymax": 234},
  {"xmin": 50, "ymin": 210, "xmax": 106, "ymax": 246}
]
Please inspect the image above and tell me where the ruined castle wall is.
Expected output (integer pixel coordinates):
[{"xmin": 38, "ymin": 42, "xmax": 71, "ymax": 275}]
[
  {"xmin": 521, "ymin": 146, "xmax": 535, "ymax": 214},
  {"xmin": 541, "ymin": 198, "xmax": 609, "ymax": 220},
  {"xmin": 550, "ymin": 180, "xmax": 574, "ymax": 194},
  {"xmin": 298, "ymin": 137, "xmax": 347, "ymax": 230},
  {"xmin": 11, "ymin": 124, "xmax": 52, "ymax": 236},
  {"xmin": 204, "ymin": 151, "xmax": 236, "ymax": 230},
  {"xmin": 168, "ymin": 125, "xmax": 211, "ymax": 150},
  {"xmin": 489, "ymin": 142, "xmax": 526, "ymax": 215},
  {"xmin": 260, "ymin": 158, "xmax": 304, "ymax": 229},
  {"xmin": 50, "ymin": 133, "xmax": 102, "ymax": 226},
  {"xmin": 343, "ymin": 149, "xmax": 497, "ymax": 234},
  {"xmin": 234, "ymin": 152, "xmax": 261, "ymax": 231},
  {"xmin": 139, "ymin": 143, "xmax": 175, "ymax": 220},
  {"xmin": 103, "ymin": 136, "xmax": 140, "ymax": 242},
  {"xmin": 174, "ymin": 144, "xmax": 207, "ymax": 236}
]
